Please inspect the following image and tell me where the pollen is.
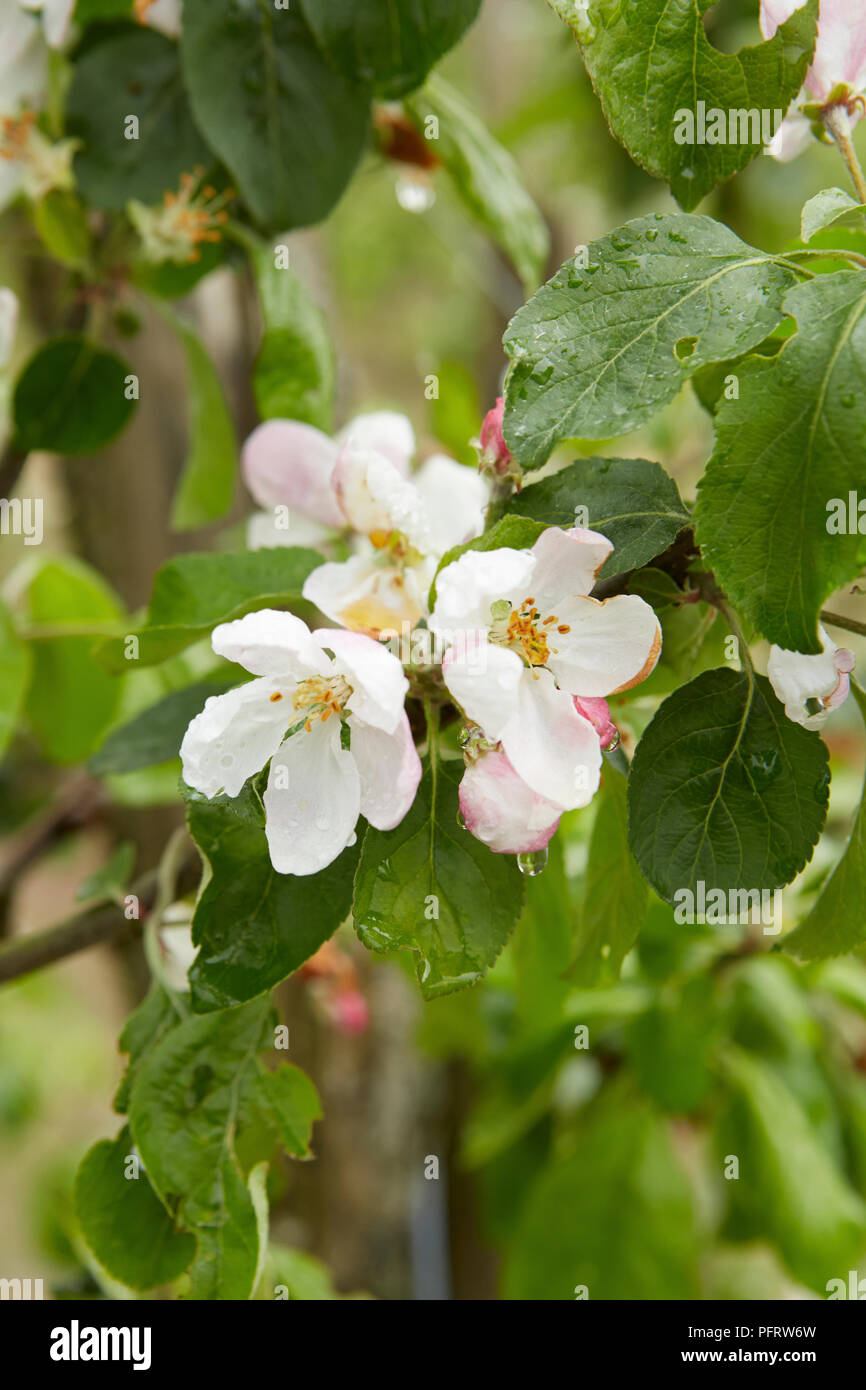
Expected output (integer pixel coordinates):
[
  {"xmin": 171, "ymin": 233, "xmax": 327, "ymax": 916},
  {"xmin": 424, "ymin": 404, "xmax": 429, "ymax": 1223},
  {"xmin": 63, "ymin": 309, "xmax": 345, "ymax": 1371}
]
[
  {"xmin": 269, "ymin": 692, "xmax": 283, "ymax": 703},
  {"xmin": 558, "ymin": 625, "xmax": 570, "ymax": 634},
  {"xmin": 505, "ymin": 597, "xmax": 551, "ymax": 669}
]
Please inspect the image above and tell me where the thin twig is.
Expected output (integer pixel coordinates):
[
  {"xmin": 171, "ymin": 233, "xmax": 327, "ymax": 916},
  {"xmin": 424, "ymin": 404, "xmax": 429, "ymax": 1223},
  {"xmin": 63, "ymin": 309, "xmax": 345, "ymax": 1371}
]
[{"xmin": 820, "ymin": 608, "xmax": 866, "ymax": 639}]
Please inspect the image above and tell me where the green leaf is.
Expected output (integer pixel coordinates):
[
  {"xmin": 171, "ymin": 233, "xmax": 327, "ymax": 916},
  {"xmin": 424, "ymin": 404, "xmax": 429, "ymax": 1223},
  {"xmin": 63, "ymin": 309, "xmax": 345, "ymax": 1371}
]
[
  {"xmin": 75, "ymin": 0, "xmax": 134, "ymax": 21},
  {"xmin": 128, "ymin": 998, "xmax": 271, "ymax": 1300},
  {"xmin": 33, "ymin": 191, "xmax": 92, "ymax": 270},
  {"xmin": 266, "ymin": 1245, "xmax": 349, "ymax": 1300},
  {"xmin": 75, "ymin": 842, "xmax": 136, "ymax": 903},
  {"xmin": 90, "ymin": 677, "xmax": 238, "ymax": 775},
  {"xmin": 404, "ymin": 74, "xmax": 549, "ymax": 295},
  {"xmin": 695, "ymin": 272, "xmax": 866, "ymax": 652},
  {"xmin": 784, "ymin": 682, "xmax": 866, "ymax": 961},
  {"xmin": 114, "ymin": 983, "xmax": 178, "ymax": 1115},
  {"xmin": 627, "ymin": 975, "xmax": 719, "ymax": 1113},
  {"xmin": 430, "ymin": 514, "xmax": 546, "ymax": 608},
  {"xmin": 156, "ymin": 307, "xmax": 237, "ymax": 531},
  {"xmin": 558, "ymin": 0, "xmax": 817, "ymax": 210},
  {"xmin": 75, "ymin": 1126, "xmax": 196, "ymax": 1292},
  {"xmin": 300, "ymin": 0, "xmax": 481, "ymax": 98},
  {"xmin": 628, "ymin": 667, "xmax": 830, "ymax": 903},
  {"xmin": 250, "ymin": 1062, "xmax": 321, "ymax": 1159},
  {"xmin": 243, "ymin": 230, "xmax": 335, "ymax": 431},
  {"xmin": 181, "ymin": 0, "xmax": 370, "ymax": 231},
  {"xmin": 93, "ymin": 547, "xmax": 323, "ymax": 671},
  {"xmin": 66, "ymin": 27, "xmax": 210, "ymax": 210},
  {"xmin": 801, "ymin": 187, "xmax": 866, "ymax": 243},
  {"xmin": 353, "ymin": 754, "xmax": 525, "ymax": 998},
  {"xmin": 569, "ymin": 767, "xmax": 647, "ymax": 986},
  {"xmin": 13, "ymin": 337, "xmax": 137, "ymax": 454},
  {"xmin": 503, "ymin": 214, "xmax": 798, "ymax": 469},
  {"xmin": 505, "ymin": 1087, "xmax": 699, "ymax": 1299},
  {"xmin": 0, "ymin": 599, "xmax": 31, "ymax": 762},
  {"xmin": 184, "ymin": 779, "xmax": 359, "ymax": 1011},
  {"xmin": 717, "ymin": 1046, "xmax": 866, "ymax": 1292},
  {"xmin": 505, "ymin": 456, "xmax": 689, "ymax": 579},
  {"xmin": 26, "ymin": 558, "xmax": 124, "ymax": 764}
]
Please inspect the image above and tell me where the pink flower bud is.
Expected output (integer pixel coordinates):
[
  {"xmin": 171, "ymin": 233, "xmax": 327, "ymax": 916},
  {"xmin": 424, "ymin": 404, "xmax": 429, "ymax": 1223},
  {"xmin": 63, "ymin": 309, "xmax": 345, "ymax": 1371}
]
[
  {"xmin": 459, "ymin": 747, "xmax": 562, "ymax": 855},
  {"xmin": 479, "ymin": 398, "xmax": 514, "ymax": 476},
  {"xmin": 331, "ymin": 989, "xmax": 370, "ymax": 1036},
  {"xmin": 574, "ymin": 696, "xmax": 619, "ymax": 750}
]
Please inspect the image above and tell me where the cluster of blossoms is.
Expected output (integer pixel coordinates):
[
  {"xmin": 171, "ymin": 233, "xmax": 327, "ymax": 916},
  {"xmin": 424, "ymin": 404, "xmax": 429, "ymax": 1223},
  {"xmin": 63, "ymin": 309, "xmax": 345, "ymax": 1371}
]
[
  {"xmin": 761, "ymin": 0, "xmax": 866, "ymax": 160},
  {"xmin": 182, "ymin": 403, "xmax": 666, "ymax": 875}
]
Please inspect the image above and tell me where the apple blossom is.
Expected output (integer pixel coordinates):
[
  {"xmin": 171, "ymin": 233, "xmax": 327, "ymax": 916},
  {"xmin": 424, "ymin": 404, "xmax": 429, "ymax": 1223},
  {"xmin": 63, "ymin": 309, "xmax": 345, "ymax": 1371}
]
[
  {"xmin": 17, "ymin": 0, "xmax": 75, "ymax": 50},
  {"xmin": 430, "ymin": 527, "xmax": 660, "ymax": 812},
  {"xmin": 760, "ymin": 0, "xmax": 866, "ymax": 160},
  {"xmin": 181, "ymin": 609, "xmax": 421, "ymax": 876},
  {"xmin": 0, "ymin": 3, "xmax": 74, "ymax": 208},
  {"xmin": 767, "ymin": 624, "xmax": 855, "ymax": 729},
  {"xmin": 301, "ymin": 434, "xmax": 488, "ymax": 636},
  {"xmin": 243, "ymin": 411, "xmax": 415, "ymax": 550},
  {"xmin": 459, "ymin": 743, "xmax": 563, "ymax": 855},
  {"xmin": 128, "ymin": 170, "xmax": 232, "ymax": 266}
]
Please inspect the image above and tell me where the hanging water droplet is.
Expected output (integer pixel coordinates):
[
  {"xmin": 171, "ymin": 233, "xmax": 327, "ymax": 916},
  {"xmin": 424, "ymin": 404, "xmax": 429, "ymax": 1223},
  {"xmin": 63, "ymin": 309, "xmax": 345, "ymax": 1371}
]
[
  {"xmin": 605, "ymin": 728, "xmax": 621, "ymax": 751},
  {"xmin": 517, "ymin": 848, "xmax": 548, "ymax": 876},
  {"xmin": 456, "ymin": 809, "xmax": 466, "ymax": 830}
]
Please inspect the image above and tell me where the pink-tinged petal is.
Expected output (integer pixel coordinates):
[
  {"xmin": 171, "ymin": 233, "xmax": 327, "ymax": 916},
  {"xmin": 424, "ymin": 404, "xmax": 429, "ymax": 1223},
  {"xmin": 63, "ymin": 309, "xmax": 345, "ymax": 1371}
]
[
  {"xmin": 767, "ymin": 624, "xmax": 854, "ymax": 728},
  {"xmin": 479, "ymin": 398, "xmax": 514, "ymax": 475},
  {"xmin": 332, "ymin": 442, "xmax": 425, "ymax": 540},
  {"xmin": 264, "ymin": 719, "xmax": 361, "ymax": 875},
  {"xmin": 241, "ymin": 419, "xmax": 343, "ymax": 527},
  {"xmin": 180, "ymin": 677, "xmax": 290, "ymax": 798},
  {"xmin": 574, "ymin": 695, "xmax": 618, "ymax": 749},
  {"xmin": 529, "ymin": 526, "xmax": 613, "ymax": 606},
  {"xmin": 759, "ymin": 0, "xmax": 804, "ymax": 40},
  {"xmin": 765, "ymin": 107, "xmax": 814, "ymax": 161},
  {"xmin": 459, "ymin": 748, "xmax": 562, "ymax": 854},
  {"xmin": 336, "ymin": 411, "xmax": 415, "ymax": 473},
  {"xmin": 314, "ymin": 626, "xmax": 408, "ymax": 732},
  {"xmin": 500, "ymin": 669, "xmax": 602, "ymax": 810},
  {"xmin": 429, "ymin": 546, "xmax": 536, "ymax": 635},
  {"xmin": 212, "ymin": 609, "xmax": 330, "ymax": 679},
  {"xmin": 761, "ymin": 0, "xmax": 866, "ymax": 101},
  {"xmin": 547, "ymin": 594, "xmax": 662, "ymax": 698},
  {"xmin": 412, "ymin": 453, "xmax": 488, "ymax": 555},
  {"xmin": 349, "ymin": 713, "xmax": 421, "ymax": 829},
  {"xmin": 442, "ymin": 642, "xmax": 524, "ymax": 740},
  {"xmin": 303, "ymin": 552, "xmax": 426, "ymax": 634}
]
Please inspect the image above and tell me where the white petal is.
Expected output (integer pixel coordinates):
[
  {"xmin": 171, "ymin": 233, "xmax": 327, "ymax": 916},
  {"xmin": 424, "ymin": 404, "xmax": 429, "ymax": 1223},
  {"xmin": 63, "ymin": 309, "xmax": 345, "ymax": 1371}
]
[
  {"xmin": 529, "ymin": 526, "xmax": 613, "ymax": 606},
  {"xmin": 349, "ymin": 714, "xmax": 421, "ymax": 829},
  {"xmin": 767, "ymin": 624, "xmax": 854, "ymax": 728},
  {"xmin": 412, "ymin": 454, "xmax": 488, "ymax": 556},
  {"xmin": 246, "ymin": 508, "xmax": 335, "ymax": 551},
  {"xmin": 429, "ymin": 546, "xmax": 536, "ymax": 636},
  {"xmin": 807, "ymin": 0, "xmax": 866, "ymax": 100},
  {"xmin": 264, "ymin": 719, "xmax": 360, "ymax": 876},
  {"xmin": 459, "ymin": 748, "xmax": 562, "ymax": 854},
  {"xmin": 303, "ymin": 552, "xmax": 426, "ymax": 633},
  {"xmin": 38, "ymin": 0, "xmax": 75, "ymax": 47},
  {"xmin": 139, "ymin": 0, "xmax": 183, "ymax": 39},
  {"xmin": 336, "ymin": 411, "xmax": 415, "ymax": 473},
  {"xmin": 442, "ymin": 642, "xmax": 523, "ymax": 739},
  {"xmin": 500, "ymin": 669, "xmax": 602, "ymax": 810},
  {"xmin": 212, "ymin": 609, "xmax": 330, "ymax": 679},
  {"xmin": 241, "ymin": 419, "xmax": 343, "ymax": 526},
  {"xmin": 332, "ymin": 442, "xmax": 426, "ymax": 542},
  {"xmin": 0, "ymin": 5, "xmax": 47, "ymax": 115},
  {"xmin": 547, "ymin": 594, "xmax": 662, "ymax": 697},
  {"xmin": 180, "ymin": 677, "xmax": 290, "ymax": 798},
  {"xmin": 314, "ymin": 626, "xmax": 408, "ymax": 732}
]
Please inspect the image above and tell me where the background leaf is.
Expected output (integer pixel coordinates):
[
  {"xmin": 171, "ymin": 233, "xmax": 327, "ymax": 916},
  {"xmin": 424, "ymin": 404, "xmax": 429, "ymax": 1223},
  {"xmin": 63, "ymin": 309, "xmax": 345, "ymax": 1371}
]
[
  {"xmin": 13, "ymin": 337, "xmax": 137, "ymax": 455},
  {"xmin": 300, "ymin": 0, "xmax": 481, "ymax": 98},
  {"xmin": 569, "ymin": 766, "xmax": 647, "ymax": 986}
]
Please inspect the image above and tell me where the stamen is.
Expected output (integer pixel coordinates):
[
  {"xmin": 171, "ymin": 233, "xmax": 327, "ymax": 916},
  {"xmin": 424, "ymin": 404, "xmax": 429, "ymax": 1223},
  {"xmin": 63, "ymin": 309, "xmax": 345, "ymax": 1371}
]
[
  {"xmin": 558, "ymin": 625, "xmax": 570, "ymax": 634},
  {"xmin": 269, "ymin": 692, "xmax": 283, "ymax": 703}
]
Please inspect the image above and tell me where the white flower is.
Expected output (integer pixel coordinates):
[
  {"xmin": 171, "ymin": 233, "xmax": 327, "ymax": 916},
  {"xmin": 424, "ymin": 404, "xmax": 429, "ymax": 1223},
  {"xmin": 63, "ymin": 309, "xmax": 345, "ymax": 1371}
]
[
  {"xmin": 760, "ymin": 0, "xmax": 866, "ymax": 160},
  {"xmin": 134, "ymin": 0, "xmax": 182, "ymax": 38},
  {"xmin": 430, "ymin": 527, "xmax": 661, "ymax": 810},
  {"xmin": 242, "ymin": 412, "xmax": 414, "ymax": 550},
  {"xmin": 767, "ymin": 624, "xmax": 855, "ymax": 729},
  {"xmin": 181, "ymin": 610, "xmax": 421, "ymax": 876},
  {"xmin": 17, "ymin": 0, "xmax": 75, "ymax": 50}
]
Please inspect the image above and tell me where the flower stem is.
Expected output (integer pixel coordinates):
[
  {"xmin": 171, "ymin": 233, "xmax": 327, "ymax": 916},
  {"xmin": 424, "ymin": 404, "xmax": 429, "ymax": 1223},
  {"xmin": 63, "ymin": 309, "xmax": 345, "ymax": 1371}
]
[
  {"xmin": 824, "ymin": 105, "xmax": 866, "ymax": 205},
  {"xmin": 820, "ymin": 608, "xmax": 866, "ymax": 639}
]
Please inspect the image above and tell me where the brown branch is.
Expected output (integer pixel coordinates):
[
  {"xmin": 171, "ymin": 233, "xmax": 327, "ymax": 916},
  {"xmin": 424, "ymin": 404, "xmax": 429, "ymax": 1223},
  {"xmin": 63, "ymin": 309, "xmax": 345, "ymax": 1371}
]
[
  {"xmin": 0, "ymin": 852, "xmax": 201, "ymax": 987},
  {"xmin": 0, "ymin": 774, "xmax": 107, "ymax": 899},
  {"xmin": 0, "ymin": 444, "xmax": 29, "ymax": 499}
]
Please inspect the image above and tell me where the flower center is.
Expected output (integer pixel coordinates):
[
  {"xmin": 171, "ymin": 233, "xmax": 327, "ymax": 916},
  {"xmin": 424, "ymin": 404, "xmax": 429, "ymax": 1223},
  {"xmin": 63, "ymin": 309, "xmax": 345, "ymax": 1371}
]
[
  {"xmin": 488, "ymin": 597, "xmax": 571, "ymax": 672},
  {"xmin": 284, "ymin": 675, "xmax": 352, "ymax": 732}
]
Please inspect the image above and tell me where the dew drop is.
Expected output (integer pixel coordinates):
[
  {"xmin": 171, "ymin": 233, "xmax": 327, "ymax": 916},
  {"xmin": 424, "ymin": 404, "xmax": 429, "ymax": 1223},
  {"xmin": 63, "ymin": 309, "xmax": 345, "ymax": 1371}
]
[
  {"xmin": 396, "ymin": 176, "xmax": 435, "ymax": 213},
  {"xmin": 517, "ymin": 848, "xmax": 548, "ymax": 877}
]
